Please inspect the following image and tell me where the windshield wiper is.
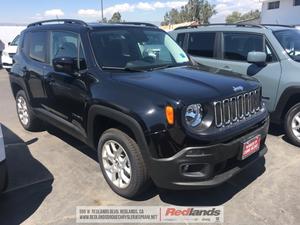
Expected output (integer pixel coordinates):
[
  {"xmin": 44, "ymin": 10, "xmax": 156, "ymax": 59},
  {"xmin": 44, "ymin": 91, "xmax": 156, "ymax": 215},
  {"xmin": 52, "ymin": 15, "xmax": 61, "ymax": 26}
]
[{"xmin": 101, "ymin": 66, "xmax": 144, "ymax": 72}]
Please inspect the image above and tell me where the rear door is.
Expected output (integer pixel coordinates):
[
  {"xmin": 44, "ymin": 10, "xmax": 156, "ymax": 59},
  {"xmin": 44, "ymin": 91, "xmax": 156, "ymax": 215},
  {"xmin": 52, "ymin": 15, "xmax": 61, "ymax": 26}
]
[
  {"xmin": 214, "ymin": 32, "xmax": 282, "ymax": 111},
  {"xmin": 23, "ymin": 31, "xmax": 48, "ymax": 108}
]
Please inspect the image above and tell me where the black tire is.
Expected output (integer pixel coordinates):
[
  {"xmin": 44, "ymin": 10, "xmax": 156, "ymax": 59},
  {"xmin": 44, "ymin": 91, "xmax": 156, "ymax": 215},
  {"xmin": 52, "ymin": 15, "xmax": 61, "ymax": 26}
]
[
  {"xmin": 284, "ymin": 103, "xmax": 300, "ymax": 147},
  {"xmin": 5, "ymin": 68, "xmax": 10, "ymax": 73},
  {"xmin": 16, "ymin": 90, "xmax": 42, "ymax": 131},
  {"xmin": 98, "ymin": 128, "xmax": 150, "ymax": 199}
]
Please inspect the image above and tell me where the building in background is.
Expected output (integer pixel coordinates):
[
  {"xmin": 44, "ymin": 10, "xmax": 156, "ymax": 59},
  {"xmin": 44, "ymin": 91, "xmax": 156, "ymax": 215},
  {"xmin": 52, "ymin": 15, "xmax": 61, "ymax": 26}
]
[
  {"xmin": 160, "ymin": 21, "xmax": 198, "ymax": 32},
  {"xmin": 261, "ymin": 0, "xmax": 300, "ymax": 25}
]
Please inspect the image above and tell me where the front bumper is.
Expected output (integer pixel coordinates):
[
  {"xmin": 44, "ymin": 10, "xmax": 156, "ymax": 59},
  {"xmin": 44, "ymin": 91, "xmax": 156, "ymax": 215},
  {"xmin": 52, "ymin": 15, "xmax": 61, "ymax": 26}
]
[{"xmin": 149, "ymin": 117, "xmax": 269, "ymax": 190}]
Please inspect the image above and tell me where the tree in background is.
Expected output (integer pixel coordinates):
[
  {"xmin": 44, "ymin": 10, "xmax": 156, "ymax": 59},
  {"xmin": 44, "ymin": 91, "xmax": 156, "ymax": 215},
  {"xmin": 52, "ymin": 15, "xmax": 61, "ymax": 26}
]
[
  {"xmin": 161, "ymin": 0, "xmax": 216, "ymax": 25},
  {"xmin": 226, "ymin": 10, "xmax": 261, "ymax": 23},
  {"xmin": 108, "ymin": 12, "xmax": 123, "ymax": 23}
]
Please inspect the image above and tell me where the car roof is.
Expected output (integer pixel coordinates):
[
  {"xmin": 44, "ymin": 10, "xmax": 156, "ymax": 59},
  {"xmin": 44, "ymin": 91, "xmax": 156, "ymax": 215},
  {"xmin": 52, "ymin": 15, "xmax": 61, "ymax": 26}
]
[
  {"xmin": 171, "ymin": 24, "xmax": 296, "ymax": 34},
  {"xmin": 25, "ymin": 19, "xmax": 159, "ymax": 32}
]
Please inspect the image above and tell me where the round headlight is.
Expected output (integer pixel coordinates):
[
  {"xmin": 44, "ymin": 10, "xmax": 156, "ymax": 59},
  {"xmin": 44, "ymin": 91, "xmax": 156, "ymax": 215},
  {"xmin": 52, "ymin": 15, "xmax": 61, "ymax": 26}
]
[{"xmin": 185, "ymin": 104, "xmax": 204, "ymax": 127}]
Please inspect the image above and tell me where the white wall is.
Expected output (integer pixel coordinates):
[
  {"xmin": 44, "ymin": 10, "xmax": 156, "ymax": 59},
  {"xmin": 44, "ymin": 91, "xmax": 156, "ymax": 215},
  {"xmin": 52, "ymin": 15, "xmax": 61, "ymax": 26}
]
[
  {"xmin": 261, "ymin": 0, "xmax": 300, "ymax": 25},
  {"xmin": 0, "ymin": 26, "xmax": 26, "ymax": 49}
]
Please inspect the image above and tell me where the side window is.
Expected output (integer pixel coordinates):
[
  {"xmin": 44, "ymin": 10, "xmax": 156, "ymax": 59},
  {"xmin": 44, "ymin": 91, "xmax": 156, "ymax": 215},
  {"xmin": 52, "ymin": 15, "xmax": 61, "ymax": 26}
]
[
  {"xmin": 50, "ymin": 31, "xmax": 86, "ymax": 70},
  {"xmin": 223, "ymin": 33, "xmax": 264, "ymax": 61},
  {"xmin": 266, "ymin": 42, "xmax": 277, "ymax": 63},
  {"xmin": 29, "ymin": 32, "xmax": 47, "ymax": 63},
  {"xmin": 176, "ymin": 33, "xmax": 185, "ymax": 48},
  {"xmin": 187, "ymin": 32, "xmax": 216, "ymax": 58}
]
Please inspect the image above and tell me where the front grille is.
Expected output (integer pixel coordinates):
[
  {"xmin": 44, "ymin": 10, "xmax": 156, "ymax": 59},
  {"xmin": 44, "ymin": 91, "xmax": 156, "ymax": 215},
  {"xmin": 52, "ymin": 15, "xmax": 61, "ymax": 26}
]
[
  {"xmin": 8, "ymin": 53, "xmax": 15, "ymax": 58},
  {"xmin": 213, "ymin": 89, "xmax": 261, "ymax": 128}
]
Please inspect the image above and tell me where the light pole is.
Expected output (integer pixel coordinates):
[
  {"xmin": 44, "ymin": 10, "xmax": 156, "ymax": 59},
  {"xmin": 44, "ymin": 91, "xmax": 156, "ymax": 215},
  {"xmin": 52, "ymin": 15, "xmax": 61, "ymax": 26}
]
[{"xmin": 101, "ymin": 0, "xmax": 104, "ymax": 22}]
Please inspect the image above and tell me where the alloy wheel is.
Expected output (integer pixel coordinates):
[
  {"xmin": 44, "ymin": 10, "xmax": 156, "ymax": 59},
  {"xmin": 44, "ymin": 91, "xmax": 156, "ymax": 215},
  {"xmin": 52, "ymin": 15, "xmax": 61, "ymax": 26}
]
[{"xmin": 102, "ymin": 140, "xmax": 132, "ymax": 189}]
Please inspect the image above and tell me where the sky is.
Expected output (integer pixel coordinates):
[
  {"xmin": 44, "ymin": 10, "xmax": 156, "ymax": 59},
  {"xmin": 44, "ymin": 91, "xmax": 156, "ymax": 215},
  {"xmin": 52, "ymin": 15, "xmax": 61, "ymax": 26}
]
[{"xmin": 0, "ymin": 0, "xmax": 262, "ymax": 25}]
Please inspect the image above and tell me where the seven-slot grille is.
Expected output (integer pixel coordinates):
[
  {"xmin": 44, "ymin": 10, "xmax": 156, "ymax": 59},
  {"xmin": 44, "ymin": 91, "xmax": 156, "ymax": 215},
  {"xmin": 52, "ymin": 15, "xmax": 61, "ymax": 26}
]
[{"xmin": 213, "ymin": 89, "xmax": 261, "ymax": 128}]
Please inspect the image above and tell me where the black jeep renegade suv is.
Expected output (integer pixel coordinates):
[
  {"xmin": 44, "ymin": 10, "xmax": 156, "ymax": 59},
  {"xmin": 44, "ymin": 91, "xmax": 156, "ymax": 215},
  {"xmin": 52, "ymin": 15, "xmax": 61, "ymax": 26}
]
[{"xmin": 9, "ymin": 19, "xmax": 269, "ymax": 198}]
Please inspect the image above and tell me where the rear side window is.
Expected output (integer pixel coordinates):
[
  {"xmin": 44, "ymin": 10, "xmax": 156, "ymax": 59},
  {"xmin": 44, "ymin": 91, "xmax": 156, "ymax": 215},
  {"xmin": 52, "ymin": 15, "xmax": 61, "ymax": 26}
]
[
  {"xmin": 223, "ymin": 33, "xmax": 264, "ymax": 61},
  {"xmin": 176, "ymin": 33, "xmax": 185, "ymax": 48},
  {"xmin": 187, "ymin": 32, "xmax": 216, "ymax": 58},
  {"xmin": 28, "ymin": 32, "xmax": 47, "ymax": 63}
]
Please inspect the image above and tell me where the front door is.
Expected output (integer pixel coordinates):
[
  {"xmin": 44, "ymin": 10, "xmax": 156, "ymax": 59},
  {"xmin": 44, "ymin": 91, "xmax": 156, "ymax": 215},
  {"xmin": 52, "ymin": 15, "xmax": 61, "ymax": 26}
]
[
  {"xmin": 44, "ymin": 31, "xmax": 88, "ymax": 133},
  {"xmin": 211, "ymin": 32, "xmax": 281, "ymax": 111}
]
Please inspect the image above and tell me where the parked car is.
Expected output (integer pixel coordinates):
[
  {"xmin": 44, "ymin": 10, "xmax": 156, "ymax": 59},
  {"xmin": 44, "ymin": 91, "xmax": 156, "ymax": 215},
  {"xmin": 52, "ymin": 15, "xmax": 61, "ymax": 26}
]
[
  {"xmin": 0, "ymin": 124, "xmax": 8, "ymax": 193},
  {"xmin": 170, "ymin": 24, "xmax": 300, "ymax": 147},
  {"xmin": 9, "ymin": 19, "xmax": 269, "ymax": 198},
  {"xmin": 1, "ymin": 35, "xmax": 20, "ymax": 72}
]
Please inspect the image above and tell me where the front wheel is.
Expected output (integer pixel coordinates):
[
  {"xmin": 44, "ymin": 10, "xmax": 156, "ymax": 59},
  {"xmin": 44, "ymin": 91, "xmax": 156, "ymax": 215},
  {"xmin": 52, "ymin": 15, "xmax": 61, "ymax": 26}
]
[
  {"xmin": 284, "ymin": 103, "xmax": 300, "ymax": 147},
  {"xmin": 98, "ymin": 128, "xmax": 150, "ymax": 199}
]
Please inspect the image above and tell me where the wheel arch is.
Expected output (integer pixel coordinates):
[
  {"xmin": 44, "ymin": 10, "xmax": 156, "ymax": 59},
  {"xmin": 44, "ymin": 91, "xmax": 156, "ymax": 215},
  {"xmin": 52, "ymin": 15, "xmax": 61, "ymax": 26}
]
[
  {"xmin": 87, "ymin": 105, "xmax": 152, "ymax": 165},
  {"xmin": 271, "ymin": 86, "xmax": 300, "ymax": 124}
]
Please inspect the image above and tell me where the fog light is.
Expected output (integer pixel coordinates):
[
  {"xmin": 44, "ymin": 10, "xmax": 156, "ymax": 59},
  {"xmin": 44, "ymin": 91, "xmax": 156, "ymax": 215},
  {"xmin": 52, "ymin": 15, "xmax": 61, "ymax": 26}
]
[{"xmin": 180, "ymin": 163, "xmax": 210, "ymax": 177}]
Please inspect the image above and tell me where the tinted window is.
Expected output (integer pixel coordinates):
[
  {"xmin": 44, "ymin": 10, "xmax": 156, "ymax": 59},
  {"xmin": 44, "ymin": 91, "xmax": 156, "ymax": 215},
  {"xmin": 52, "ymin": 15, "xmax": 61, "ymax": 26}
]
[
  {"xmin": 29, "ymin": 32, "xmax": 47, "ymax": 63},
  {"xmin": 268, "ymin": 1, "xmax": 280, "ymax": 9},
  {"xmin": 223, "ymin": 33, "xmax": 264, "ymax": 61},
  {"xmin": 187, "ymin": 32, "xmax": 216, "ymax": 58},
  {"xmin": 50, "ymin": 31, "xmax": 85, "ymax": 70},
  {"xmin": 295, "ymin": 0, "xmax": 300, "ymax": 6},
  {"xmin": 10, "ymin": 35, "xmax": 20, "ymax": 46},
  {"xmin": 176, "ymin": 33, "xmax": 185, "ymax": 48}
]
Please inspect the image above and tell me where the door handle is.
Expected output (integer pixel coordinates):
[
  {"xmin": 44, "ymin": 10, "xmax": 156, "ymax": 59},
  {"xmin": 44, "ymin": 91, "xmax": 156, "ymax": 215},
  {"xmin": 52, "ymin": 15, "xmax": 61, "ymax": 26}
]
[{"xmin": 223, "ymin": 66, "xmax": 232, "ymax": 72}]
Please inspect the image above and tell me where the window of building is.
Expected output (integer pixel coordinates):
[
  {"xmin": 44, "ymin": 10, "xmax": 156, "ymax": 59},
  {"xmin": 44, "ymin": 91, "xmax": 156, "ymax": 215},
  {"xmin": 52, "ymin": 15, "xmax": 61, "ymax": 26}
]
[
  {"xmin": 187, "ymin": 32, "xmax": 216, "ymax": 58},
  {"xmin": 294, "ymin": 0, "xmax": 300, "ymax": 6},
  {"xmin": 268, "ymin": 1, "xmax": 280, "ymax": 10}
]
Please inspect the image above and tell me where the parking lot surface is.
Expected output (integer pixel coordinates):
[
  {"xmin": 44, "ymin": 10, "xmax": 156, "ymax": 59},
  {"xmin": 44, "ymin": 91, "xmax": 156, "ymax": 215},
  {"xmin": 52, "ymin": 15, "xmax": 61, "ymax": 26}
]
[{"xmin": 0, "ymin": 68, "xmax": 300, "ymax": 225}]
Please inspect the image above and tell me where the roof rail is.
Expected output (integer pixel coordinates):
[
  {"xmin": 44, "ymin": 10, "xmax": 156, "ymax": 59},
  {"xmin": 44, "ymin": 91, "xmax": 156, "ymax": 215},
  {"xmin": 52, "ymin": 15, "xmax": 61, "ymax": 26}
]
[
  {"xmin": 115, "ymin": 22, "xmax": 157, "ymax": 28},
  {"xmin": 174, "ymin": 23, "xmax": 264, "ymax": 30},
  {"xmin": 27, "ymin": 19, "xmax": 89, "ymax": 28},
  {"xmin": 261, "ymin": 24, "xmax": 295, "ymax": 28}
]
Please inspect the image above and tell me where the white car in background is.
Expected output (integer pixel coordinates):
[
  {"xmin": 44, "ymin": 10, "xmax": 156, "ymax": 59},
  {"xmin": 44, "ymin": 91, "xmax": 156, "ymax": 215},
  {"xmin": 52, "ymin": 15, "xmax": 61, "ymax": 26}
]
[{"xmin": 1, "ymin": 35, "xmax": 19, "ymax": 72}]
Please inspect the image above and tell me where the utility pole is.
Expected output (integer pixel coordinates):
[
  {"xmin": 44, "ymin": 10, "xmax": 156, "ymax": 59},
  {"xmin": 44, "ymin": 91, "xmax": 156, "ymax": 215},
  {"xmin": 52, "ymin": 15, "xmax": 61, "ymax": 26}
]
[{"xmin": 101, "ymin": 0, "xmax": 104, "ymax": 22}]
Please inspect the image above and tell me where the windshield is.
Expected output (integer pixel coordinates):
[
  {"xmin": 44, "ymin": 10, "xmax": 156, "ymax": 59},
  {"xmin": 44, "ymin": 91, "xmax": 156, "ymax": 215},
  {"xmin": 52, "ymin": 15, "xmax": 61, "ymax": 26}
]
[
  {"xmin": 10, "ymin": 35, "xmax": 20, "ymax": 46},
  {"xmin": 90, "ymin": 27, "xmax": 189, "ymax": 71},
  {"xmin": 274, "ymin": 29, "xmax": 300, "ymax": 62}
]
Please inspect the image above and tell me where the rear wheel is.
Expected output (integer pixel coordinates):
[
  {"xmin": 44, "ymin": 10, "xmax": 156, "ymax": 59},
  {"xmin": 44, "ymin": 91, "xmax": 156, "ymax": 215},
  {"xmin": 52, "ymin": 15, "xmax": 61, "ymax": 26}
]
[
  {"xmin": 98, "ymin": 128, "xmax": 150, "ymax": 198},
  {"xmin": 16, "ymin": 90, "xmax": 41, "ymax": 131},
  {"xmin": 284, "ymin": 103, "xmax": 300, "ymax": 147}
]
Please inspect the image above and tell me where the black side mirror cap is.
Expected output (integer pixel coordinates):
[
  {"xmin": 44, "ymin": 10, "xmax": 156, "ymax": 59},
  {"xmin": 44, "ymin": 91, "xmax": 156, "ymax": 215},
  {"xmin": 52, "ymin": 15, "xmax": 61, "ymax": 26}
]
[{"xmin": 53, "ymin": 57, "xmax": 77, "ymax": 75}]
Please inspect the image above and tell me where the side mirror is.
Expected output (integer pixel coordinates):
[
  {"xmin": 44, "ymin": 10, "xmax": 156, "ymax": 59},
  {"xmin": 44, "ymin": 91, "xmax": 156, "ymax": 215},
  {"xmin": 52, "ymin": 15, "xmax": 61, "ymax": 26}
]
[
  {"xmin": 53, "ymin": 57, "xmax": 77, "ymax": 75},
  {"xmin": 8, "ymin": 42, "xmax": 11, "ymax": 46},
  {"xmin": 247, "ymin": 51, "xmax": 267, "ymax": 66}
]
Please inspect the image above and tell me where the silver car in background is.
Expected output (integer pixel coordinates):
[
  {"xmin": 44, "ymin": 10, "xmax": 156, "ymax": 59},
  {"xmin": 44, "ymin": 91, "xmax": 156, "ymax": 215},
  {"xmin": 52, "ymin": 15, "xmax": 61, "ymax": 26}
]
[{"xmin": 170, "ymin": 24, "xmax": 300, "ymax": 147}]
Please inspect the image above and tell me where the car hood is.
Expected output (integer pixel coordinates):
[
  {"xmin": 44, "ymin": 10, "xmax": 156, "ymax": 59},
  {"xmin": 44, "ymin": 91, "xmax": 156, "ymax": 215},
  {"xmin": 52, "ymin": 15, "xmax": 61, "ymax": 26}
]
[{"xmin": 112, "ymin": 65, "xmax": 259, "ymax": 104}]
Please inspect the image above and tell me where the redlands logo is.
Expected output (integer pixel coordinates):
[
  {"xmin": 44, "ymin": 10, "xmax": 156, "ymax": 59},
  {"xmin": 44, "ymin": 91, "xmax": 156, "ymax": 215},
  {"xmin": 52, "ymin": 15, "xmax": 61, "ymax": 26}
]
[{"xmin": 165, "ymin": 207, "xmax": 221, "ymax": 217}]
